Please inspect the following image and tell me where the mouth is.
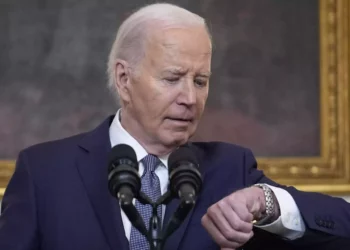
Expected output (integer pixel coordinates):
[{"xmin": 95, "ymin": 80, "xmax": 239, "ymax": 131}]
[{"xmin": 166, "ymin": 117, "xmax": 193, "ymax": 124}]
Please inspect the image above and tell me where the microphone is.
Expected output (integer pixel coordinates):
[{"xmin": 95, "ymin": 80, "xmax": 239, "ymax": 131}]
[
  {"xmin": 108, "ymin": 144, "xmax": 140, "ymax": 202},
  {"xmin": 162, "ymin": 145, "xmax": 202, "ymax": 240},
  {"xmin": 168, "ymin": 145, "xmax": 202, "ymax": 203},
  {"xmin": 108, "ymin": 144, "xmax": 148, "ymax": 237}
]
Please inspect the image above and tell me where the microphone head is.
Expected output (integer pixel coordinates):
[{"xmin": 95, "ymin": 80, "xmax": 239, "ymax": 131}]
[
  {"xmin": 168, "ymin": 145, "xmax": 202, "ymax": 198},
  {"xmin": 168, "ymin": 145, "xmax": 198, "ymax": 171},
  {"xmin": 108, "ymin": 144, "xmax": 137, "ymax": 172},
  {"xmin": 107, "ymin": 144, "xmax": 140, "ymax": 199}
]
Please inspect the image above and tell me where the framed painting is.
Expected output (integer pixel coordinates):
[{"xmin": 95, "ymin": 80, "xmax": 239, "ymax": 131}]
[
  {"xmin": 0, "ymin": 0, "xmax": 349, "ymax": 198},
  {"xmin": 257, "ymin": 0, "xmax": 350, "ymax": 194}
]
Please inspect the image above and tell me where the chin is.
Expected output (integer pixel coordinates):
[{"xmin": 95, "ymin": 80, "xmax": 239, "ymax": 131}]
[{"xmin": 161, "ymin": 132, "xmax": 190, "ymax": 148}]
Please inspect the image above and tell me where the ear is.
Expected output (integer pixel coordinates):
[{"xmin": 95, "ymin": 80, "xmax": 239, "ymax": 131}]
[{"xmin": 114, "ymin": 59, "xmax": 131, "ymax": 103}]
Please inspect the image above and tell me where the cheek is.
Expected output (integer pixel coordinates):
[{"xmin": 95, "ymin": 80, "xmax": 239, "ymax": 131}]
[
  {"xmin": 142, "ymin": 98, "xmax": 174, "ymax": 128},
  {"xmin": 197, "ymin": 93, "xmax": 208, "ymax": 113}
]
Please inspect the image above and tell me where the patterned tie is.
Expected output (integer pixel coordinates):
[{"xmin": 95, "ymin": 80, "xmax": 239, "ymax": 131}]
[{"xmin": 129, "ymin": 154, "xmax": 162, "ymax": 250}]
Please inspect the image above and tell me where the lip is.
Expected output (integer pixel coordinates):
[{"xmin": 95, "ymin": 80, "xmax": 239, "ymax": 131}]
[{"xmin": 166, "ymin": 117, "xmax": 193, "ymax": 123}]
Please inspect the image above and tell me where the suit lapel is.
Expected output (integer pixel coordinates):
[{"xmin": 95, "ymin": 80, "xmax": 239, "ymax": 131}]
[
  {"xmin": 163, "ymin": 143, "xmax": 207, "ymax": 250},
  {"xmin": 76, "ymin": 116, "xmax": 129, "ymax": 250}
]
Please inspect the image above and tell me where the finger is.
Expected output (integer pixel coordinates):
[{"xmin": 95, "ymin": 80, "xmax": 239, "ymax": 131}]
[
  {"xmin": 225, "ymin": 209, "xmax": 253, "ymax": 233},
  {"xmin": 226, "ymin": 227, "xmax": 254, "ymax": 245},
  {"xmin": 203, "ymin": 211, "xmax": 253, "ymax": 246},
  {"xmin": 228, "ymin": 196, "xmax": 254, "ymax": 222},
  {"xmin": 207, "ymin": 204, "xmax": 238, "ymax": 238},
  {"xmin": 218, "ymin": 200, "xmax": 253, "ymax": 233},
  {"xmin": 202, "ymin": 214, "xmax": 241, "ymax": 249}
]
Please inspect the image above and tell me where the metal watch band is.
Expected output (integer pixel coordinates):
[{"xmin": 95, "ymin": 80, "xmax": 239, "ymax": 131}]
[{"xmin": 254, "ymin": 184, "xmax": 275, "ymax": 225}]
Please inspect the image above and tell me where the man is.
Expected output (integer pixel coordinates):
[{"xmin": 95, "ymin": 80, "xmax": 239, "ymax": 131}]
[{"xmin": 0, "ymin": 3, "xmax": 349, "ymax": 250}]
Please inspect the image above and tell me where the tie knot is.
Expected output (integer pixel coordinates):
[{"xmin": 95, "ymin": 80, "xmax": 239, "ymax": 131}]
[{"xmin": 141, "ymin": 154, "xmax": 160, "ymax": 173}]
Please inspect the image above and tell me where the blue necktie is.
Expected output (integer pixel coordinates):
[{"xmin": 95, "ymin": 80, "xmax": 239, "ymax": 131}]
[{"xmin": 129, "ymin": 154, "xmax": 162, "ymax": 250}]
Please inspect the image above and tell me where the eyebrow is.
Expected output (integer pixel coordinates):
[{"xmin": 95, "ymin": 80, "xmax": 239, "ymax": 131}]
[
  {"xmin": 162, "ymin": 68, "xmax": 188, "ymax": 76},
  {"xmin": 197, "ymin": 72, "xmax": 212, "ymax": 78},
  {"xmin": 162, "ymin": 68, "xmax": 212, "ymax": 78}
]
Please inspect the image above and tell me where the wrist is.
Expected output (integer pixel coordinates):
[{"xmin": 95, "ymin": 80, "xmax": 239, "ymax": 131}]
[
  {"xmin": 253, "ymin": 184, "xmax": 279, "ymax": 225},
  {"xmin": 271, "ymin": 191, "xmax": 281, "ymax": 220},
  {"xmin": 251, "ymin": 186, "xmax": 266, "ymax": 217}
]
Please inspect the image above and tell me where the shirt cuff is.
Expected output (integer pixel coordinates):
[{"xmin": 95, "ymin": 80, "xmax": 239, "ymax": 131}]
[{"xmin": 254, "ymin": 184, "xmax": 306, "ymax": 240}]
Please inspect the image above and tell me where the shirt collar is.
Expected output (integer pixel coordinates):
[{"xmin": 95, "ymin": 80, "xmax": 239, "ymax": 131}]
[{"xmin": 109, "ymin": 109, "xmax": 169, "ymax": 168}]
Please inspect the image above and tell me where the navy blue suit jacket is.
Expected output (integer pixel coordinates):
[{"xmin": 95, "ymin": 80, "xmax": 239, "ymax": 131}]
[{"xmin": 1, "ymin": 116, "xmax": 349, "ymax": 250}]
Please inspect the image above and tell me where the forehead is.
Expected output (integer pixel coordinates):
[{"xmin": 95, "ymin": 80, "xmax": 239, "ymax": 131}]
[{"xmin": 144, "ymin": 26, "xmax": 212, "ymax": 72}]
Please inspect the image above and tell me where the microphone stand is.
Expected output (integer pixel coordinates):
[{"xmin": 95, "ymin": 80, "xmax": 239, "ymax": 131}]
[
  {"xmin": 149, "ymin": 204, "xmax": 162, "ymax": 250},
  {"xmin": 120, "ymin": 190, "xmax": 196, "ymax": 250},
  {"xmin": 137, "ymin": 191, "xmax": 165, "ymax": 250}
]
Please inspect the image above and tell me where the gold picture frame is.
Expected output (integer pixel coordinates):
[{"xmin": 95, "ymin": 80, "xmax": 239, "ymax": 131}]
[
  {"xmin": 0, "ymin": 0, "xmax": 349, "ymax": 198},
  {"xmin": 259, "ymin": 0, "xmax": 350, "ymax": 194}
]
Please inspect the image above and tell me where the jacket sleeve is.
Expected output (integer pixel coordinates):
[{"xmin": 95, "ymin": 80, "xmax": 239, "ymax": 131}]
[
  {"xmin": 243, "ymin": 149, "xmax": 350, "ymax": 249},
  {"xmin": 0, "ymin": 151, "xmax": 39, "ymax": 250}
]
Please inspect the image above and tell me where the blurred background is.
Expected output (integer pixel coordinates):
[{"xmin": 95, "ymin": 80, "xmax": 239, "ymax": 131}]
[
  {"xmin": 0, "ymin": 0, "xmax": 349, "ymax": 201},
  {"xmin": 0, "ymin": 0, "xmax": 320, "ymax": 158}
]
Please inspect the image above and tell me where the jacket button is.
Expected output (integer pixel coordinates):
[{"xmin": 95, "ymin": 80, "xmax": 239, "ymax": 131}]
[{"xmin": 315, "ymin": 217, "xmax": 321, "ymax": 226}]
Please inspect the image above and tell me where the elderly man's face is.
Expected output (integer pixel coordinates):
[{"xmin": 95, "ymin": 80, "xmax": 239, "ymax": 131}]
[{"xmin": 121, "ymin": 25, "xmax": 211, "ymax": 150}]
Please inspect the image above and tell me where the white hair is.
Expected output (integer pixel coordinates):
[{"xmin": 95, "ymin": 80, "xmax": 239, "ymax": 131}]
[{"xmin": 107, "ymin": 3, "xmax": 211, "ymax": 101}]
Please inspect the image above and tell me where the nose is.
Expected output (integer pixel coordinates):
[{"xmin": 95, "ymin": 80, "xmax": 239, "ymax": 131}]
[{"xmin": 177, "ymin": 80, "xmax": 196, "ymax": 106}]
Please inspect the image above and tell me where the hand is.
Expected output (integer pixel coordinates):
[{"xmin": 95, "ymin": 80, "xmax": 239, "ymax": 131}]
[{"xmin": 201, "ymin": 187, "xmax": 267, "ymax": 249}]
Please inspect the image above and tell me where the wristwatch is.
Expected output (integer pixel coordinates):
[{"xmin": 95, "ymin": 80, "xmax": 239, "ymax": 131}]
[{"xmin": 254, "ymin": 184, "xmax": 276, "ymax": 225}]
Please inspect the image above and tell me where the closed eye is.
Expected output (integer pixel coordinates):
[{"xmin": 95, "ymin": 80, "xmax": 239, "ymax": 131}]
[{"xmin": 165, "ymin": 77, "xmax": 180, "ymax": 84}]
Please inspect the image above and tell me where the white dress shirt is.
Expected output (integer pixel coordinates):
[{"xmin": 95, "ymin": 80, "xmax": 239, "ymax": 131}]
[{"xmin": 109, "ymin": 109, "xmax": 305, "ymax": 241}]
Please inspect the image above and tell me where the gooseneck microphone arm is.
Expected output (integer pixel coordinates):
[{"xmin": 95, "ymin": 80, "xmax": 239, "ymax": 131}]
[
  {"xmin": 118, "ymin": 186, "xmax": 148, "ymax": 237},
  {"xmin": 160, "ymin": 189, "xmax": 196, "ymax": 242}
]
